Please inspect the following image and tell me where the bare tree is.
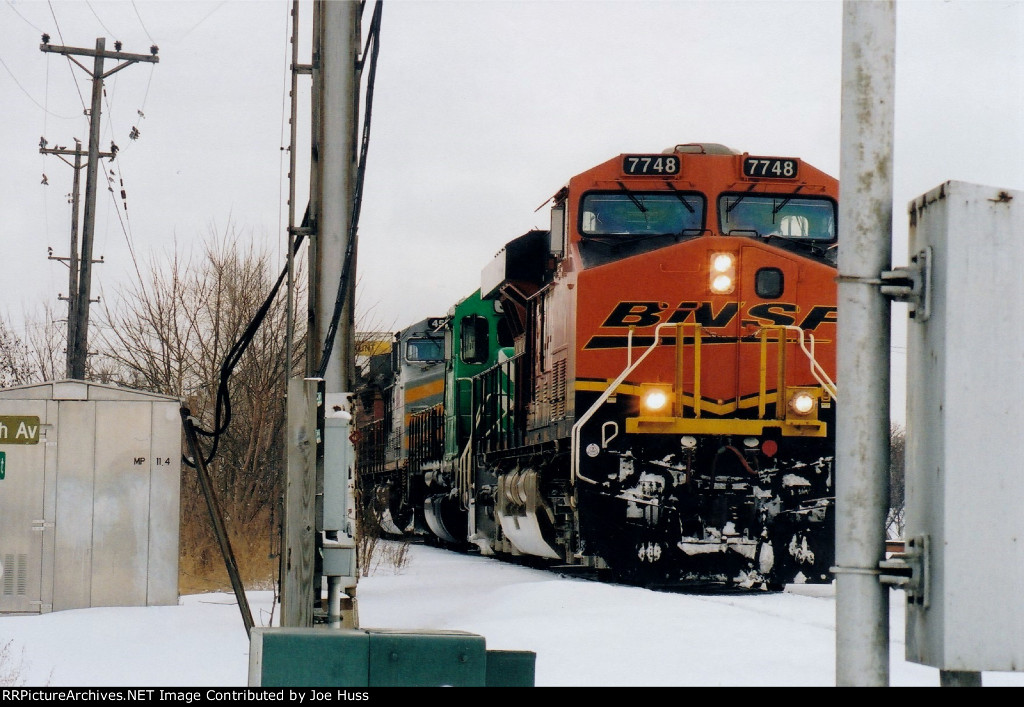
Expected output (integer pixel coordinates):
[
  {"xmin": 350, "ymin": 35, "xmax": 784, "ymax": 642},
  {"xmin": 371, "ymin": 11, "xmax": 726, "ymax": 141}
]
[
  {"xmin": 887, "ymin": 422, "xmax": 906, "ymax": 539},
  {"xmin": 94, "ymin": 227, "xmax": 304, "ymax": 590},
  {"xmin": 0, "ymin": 301, "xmax": 79, "ymax": 387},
  {"xmin": 24, "ymin": 304, "xmax": 67, "ymax": 382},
  {"xmin": 0, "ymin": 316, "xmax": 35, "ymax": 387}
]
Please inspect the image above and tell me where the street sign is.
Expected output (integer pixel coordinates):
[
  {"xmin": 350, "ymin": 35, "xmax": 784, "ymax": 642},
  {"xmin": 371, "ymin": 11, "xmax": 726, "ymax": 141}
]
[{"xmin": 0, "ymin": 416, "xmax": 40, "ymax": 444}]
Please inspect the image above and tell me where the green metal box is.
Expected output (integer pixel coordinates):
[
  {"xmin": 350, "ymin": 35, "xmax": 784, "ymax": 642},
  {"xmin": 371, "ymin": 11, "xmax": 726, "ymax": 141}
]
[
  {"xmin": 249, "ymin": 627, "xmax": 534, "ymax": 687},
  {"xmin": 366, "ymin": 629, "xmax": 485, "ymax": 687},
  {"xmin": 249, "ymin": 628, "xmax": 369, "ymax": 687},
  {"xmin": 485, "ymin": 650, "xmax": 537, "ymax": 687}
]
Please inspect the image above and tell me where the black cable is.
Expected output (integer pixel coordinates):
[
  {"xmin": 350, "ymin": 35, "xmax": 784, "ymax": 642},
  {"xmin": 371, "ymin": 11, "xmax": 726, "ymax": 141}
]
[
  {"xmin": 183, "ymin": 209, "xmax": 308, "ymax": 468},
  {"xmin": 315, "ymin": 0, "xmax": 382, "ymax": 379}
]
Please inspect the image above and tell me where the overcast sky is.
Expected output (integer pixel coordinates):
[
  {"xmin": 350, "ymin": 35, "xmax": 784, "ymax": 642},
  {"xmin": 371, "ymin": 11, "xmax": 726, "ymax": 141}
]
[{"xmin": 3, "ymin": 0, "xmax": 1023, "ymax": 418}]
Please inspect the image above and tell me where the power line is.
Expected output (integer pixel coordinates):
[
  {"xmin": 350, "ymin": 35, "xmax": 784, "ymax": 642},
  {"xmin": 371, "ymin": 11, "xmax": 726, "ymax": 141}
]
[
  {"xmin": 4, "ymin": 0, "xmax": 43, "ymax": 32},
  {"xmin": 103, "ymin": 165, "xmax": 145, "ymax": 287},
  {"xmin": 85, "ymin": 1, "xmax": 116, "ymax": 39},
  {"xmin": 46, "ymin": 0, "xmax": 87, "ymax": 111},
  {"xmin": 177, "ymin": 1, "xmax": 229, "ymax": 42},
  {"xmin": 0, "ymin": 51, "xmax": 76, "ymax": 118},
  {"xmin": 130, "ymin": 0, "xmax": 155, "ymax": 45},
  {"xmin": 138, "ymin": 65, "xmax": 154, "ymax": 114}
]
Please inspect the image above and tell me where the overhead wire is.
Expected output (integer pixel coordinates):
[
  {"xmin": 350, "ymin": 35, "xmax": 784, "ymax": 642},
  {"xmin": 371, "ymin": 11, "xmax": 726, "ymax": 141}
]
[
  {"xmin": 86, "ymin": 1, "xmax": 116, "ymax": 39},
  {"xmin": 130, "ymin": 0, "xmax": 156, "ymax": 45},
  {"xmin": 5, "ymin": 0, "xmax": 43, "ymax": 32},
  {"xmin": 46, "ymin": 0, "xmax": 88, "ymax": 112},
  {"xmin": 39, "ymin": 0, "xmax": 92, "ymax": 262},
  {"xmin": 0, "ymin": 52, "xmax": 76, "ymax": 118},
  {"xmin": 87, "ymin": 0, "xmax": 155, "ymax": 291},
  {"xmin": 176, "ymin": 1, "xmax": 228, "ymax": 42},
  {"xmin": 103, "ymin": 163, "xmax": 145, "ymax": 287}
]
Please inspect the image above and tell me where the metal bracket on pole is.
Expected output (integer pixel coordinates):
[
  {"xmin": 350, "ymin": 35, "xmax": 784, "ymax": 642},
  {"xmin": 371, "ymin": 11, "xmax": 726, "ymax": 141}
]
[
  {"xmin": 879, "ymin": 534, "xmax": 930, "ymax": 609},
  {"xmin": 880, "ymin": 247, "xmax": 932, "ymax": 321}
]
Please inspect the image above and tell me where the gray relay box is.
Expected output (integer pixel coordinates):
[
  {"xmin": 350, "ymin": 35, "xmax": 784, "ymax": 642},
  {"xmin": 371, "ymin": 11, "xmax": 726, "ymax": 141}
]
[{"xmin": 0, "ymin": 380, "xmax": 181, "ymax": 614}]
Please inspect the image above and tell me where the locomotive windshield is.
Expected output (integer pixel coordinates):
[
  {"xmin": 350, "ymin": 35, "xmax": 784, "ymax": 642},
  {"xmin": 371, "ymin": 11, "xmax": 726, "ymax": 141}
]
[
  {"xmin": 578, "ymin": 190, "xmax": 706, "ymax": 268},
  {"xmin": 406, "ymin": 337, "xmax": 443, "ymax": 362},
  {"xmin": 718, "ymin": 194, "xmax": 836, "ymax": 242},
  {"xmin": 581, "ymin": 191, "xmax": 704, "ymax": 237}
]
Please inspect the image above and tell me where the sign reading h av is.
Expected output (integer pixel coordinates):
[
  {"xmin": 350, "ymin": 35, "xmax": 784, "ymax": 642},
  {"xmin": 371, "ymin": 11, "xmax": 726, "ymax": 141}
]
[{"xmin": 0, "ymin": 416, "xmax": 41, "ymax": 444}]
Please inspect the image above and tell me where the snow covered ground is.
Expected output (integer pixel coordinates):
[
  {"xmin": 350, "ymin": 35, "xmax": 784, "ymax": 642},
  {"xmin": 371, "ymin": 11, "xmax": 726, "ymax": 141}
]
[{"xmin": 2, "ymin": 543, "xmax": 1023, "ymax": 687}]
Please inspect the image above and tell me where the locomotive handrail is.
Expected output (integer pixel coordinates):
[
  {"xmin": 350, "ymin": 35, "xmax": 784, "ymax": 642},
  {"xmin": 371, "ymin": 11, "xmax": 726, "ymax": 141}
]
[
  {"xmin": 782, "ymin": 325, "xmax": 837, "ymax": 400},
  {"xmin": 457, "ymin": 434, "xmax": 473, "ymax": 513},
  {"xmin": 454, "ymin": 376, "xmax": 475, "ymax": 514},
  {"xmin": 572, "ymin": 321, "xmax": 679, "ymax": 485},
  {"xmin": 456, "ymin": 367, "xmax": 515, "ymax": 515},
  {"xmin": 458, "ymin": 389, "xmax": 503, "ymax": 512}
]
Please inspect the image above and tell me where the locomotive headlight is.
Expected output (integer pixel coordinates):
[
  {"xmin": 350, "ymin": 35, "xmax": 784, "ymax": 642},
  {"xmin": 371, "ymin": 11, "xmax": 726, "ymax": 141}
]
[
  {"xmin": 788, "ymin": 390, "xmax": 816, "ymax": 416},
  {"xmin": 641, "ymin": 385, "xmax": 671, "ymax": 413},
  {"xmin": 711, "ymin": 274, "xmax": 733, "ymax": 293},
  {"xmin": 711, "ymin": 253, "xmax": 734, "ymax": 272},
  {"xmin": 709, "ymin": 252, "xmax": 736, "ymax": 294}
]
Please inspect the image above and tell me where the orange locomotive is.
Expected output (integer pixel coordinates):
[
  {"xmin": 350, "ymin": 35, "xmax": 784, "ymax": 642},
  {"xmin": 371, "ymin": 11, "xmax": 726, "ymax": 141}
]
[{"xmin": 363, "ymin": 143, "xmax": 838, "ymax": 588}]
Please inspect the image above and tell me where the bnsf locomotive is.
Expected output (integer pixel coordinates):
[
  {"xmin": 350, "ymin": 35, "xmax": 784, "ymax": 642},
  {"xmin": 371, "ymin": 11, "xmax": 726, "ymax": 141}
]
[{"xmin": 356, "ymin": 143, "xmax": 838, "ymax": 588}]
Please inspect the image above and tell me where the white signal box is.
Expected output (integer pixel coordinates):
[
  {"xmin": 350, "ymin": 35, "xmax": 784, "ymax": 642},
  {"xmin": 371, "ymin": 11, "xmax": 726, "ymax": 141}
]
[{"xmin": 902, "ymin": 181, "xmax": 1024, "ymax": 671}]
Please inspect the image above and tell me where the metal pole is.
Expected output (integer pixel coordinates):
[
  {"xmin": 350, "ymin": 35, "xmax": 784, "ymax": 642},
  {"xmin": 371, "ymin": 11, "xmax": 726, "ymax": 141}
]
[
  {"xmin": 286, "ymin": 0, "xmax": 309, "ymax": 377},
  {"xmin": 318, "ymin": 0, "xmax": 360, "ymax": 626},
  {"xmin": 835, "ymin": 0, "xmax": 896, "ymax": 687},
  {"xmin": 317, "ymin": 0, "xmax": 359, "ymax": 394},
  {"xmin": 306, "ymin": 3, "xmax": 323, "ymax": 380},
  {"xmin": 72, "ymin": 38, "xmax": 106, "ymax": 380},
  {"xmin": 66, "ymin": 141, "xmax": 82, "ymax": 378}
]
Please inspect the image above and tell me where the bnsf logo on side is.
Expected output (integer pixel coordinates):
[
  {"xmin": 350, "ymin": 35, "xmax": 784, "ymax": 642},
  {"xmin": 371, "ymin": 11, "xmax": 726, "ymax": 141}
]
[{"xmin": 600, "ymin": 301, "xmax": 837, "ymax": 330}]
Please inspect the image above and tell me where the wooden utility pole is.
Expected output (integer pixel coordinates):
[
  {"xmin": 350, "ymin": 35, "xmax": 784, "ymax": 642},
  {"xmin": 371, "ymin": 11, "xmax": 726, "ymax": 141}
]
[
  {"xmin": 40, "ymin": 38, "xmax": 158, "ymax": 379},
  {"xmin": 42, "ymin": 139, "xmax": 113, "ymax": 377}
]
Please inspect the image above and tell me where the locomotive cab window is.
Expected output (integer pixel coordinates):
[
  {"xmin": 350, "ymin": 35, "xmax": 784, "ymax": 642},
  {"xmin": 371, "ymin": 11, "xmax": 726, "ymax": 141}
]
[
  {"xmin": 406, "ymin": 337, "xmax": 443, "ymax": 363},
  {"xmin": 719, "ymin": 194, "xmax": 836, "ymax": 242},
  {"xmin": 460, "ymin": 315, "xmax": 490, "ymax": 365},
  {"xmin": 581, "ymin": 192, "xmax": 704, "ymax": 236},
  {"xmin": 578, "ymin": 190, "xmax": 705, "ymax": 267}
]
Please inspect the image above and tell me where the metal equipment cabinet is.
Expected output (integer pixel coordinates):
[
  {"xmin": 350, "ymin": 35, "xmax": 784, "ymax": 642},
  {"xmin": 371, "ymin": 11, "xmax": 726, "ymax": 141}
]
[{"xmin": 0, "ymin": 380, "xmax": 181, "ymax": 613}]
